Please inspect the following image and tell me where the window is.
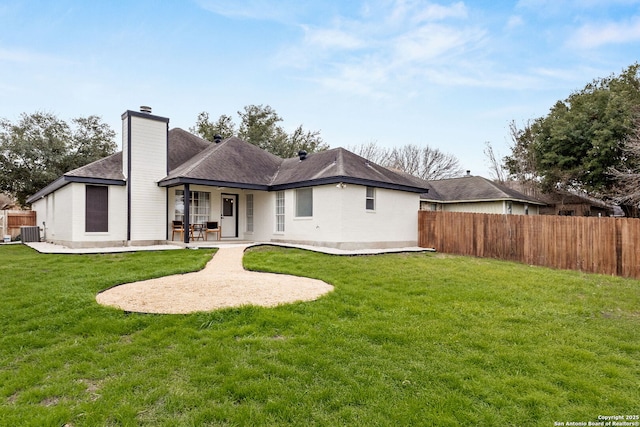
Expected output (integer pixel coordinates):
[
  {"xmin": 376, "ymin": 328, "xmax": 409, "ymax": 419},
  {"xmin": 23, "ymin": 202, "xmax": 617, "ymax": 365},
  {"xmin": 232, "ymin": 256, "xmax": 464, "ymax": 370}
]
[
  {"xmin": 86, "ymin": 185, "xmax": 108, "ymax": 232},
  {"xmin": 275, "ymin": 191, "xmax": 285, "ymax": 232},
  {"xmin": 295, "ymin": 188, "xmax": 313, "ymax": 217},
  {"xmin": 246, "ymin": 194, "xmax": 254, "ymax": 232},
  {"xmin": 175, "ymin": 190, "xmax": 210, "ymax": 224},
  {"xmin": 366, "ymin": 186, "xmax": 375, "ymax": 210}
]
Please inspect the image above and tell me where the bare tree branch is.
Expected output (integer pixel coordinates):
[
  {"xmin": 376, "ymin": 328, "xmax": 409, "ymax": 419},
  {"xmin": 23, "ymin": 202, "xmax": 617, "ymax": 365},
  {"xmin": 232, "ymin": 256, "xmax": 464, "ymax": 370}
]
[
  {"xmin": 483, "ymin": 141, "xmax": 506, "ymax": 183},
  {"xmin": 609, "ymin": 112, "xmax": 640, "ymax": 216},
  {"xmin": 349, "ymin": 142, "xmax": 463, "ymax": 180}
]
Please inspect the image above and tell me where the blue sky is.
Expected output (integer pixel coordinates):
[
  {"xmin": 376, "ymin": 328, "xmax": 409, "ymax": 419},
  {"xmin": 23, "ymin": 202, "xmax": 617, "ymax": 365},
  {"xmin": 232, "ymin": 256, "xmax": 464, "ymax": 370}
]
[{"xmin": 1, "ymin": 0, "xmax": 639, "ymax": 176}]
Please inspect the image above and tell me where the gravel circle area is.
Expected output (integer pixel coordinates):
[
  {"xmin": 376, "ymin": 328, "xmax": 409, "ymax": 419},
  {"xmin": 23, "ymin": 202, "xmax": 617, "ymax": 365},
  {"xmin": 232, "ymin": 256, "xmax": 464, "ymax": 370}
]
[{"xmin": 96, "ymin": 245, "xmax": 334, "ymax": 314}]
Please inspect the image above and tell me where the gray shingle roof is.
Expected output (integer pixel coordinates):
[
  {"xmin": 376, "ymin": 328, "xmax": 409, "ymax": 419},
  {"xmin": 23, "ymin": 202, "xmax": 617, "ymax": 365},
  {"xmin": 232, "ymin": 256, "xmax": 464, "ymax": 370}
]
[
  {"xmin": 270, "ymin": 148, "xmax": 430, "ymax": 191},
  {"xmin": 161, "ymin": 136, "xmax": 282, "ymax": 188},
  {"xmin": 26, "ymin": 152, "xmax": 126, "ymax": 203},
  {"xmin": 66, "ymin": 152, "xmax": 125, "ymax": 180},
  {"xmin": 167, "ymin": 128, "xmax": 211, "ymax": 171},
  {"xmin": 27, "ymin": 128, "xmax": 430, "ymax": 203},
  {"xmin": 422, "ymin": 175, "xmax": 545, "ymax": 205}
]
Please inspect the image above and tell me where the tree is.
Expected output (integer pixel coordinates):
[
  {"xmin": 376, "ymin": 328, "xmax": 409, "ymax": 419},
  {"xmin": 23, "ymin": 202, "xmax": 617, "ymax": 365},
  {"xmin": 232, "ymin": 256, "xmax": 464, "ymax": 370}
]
[
  {"xmin": 348, "ymin": 140, "xmax": 391, "ymax": 165},
  {"xmin": 191, "ymin": 104, "xmax": 328, "ymax": 158},
  {"xmin": 0, "ymin": 112, "xmax": 116, "ymax": 206},
  {"xmin": 349, "ymin": 141, "xmax": 463, "ymax": 180},
  {"xmin": 505, "ymin": 63, "xmax": 640, "ymax": 201},
  {"xmin": 284, "ymin": 125, "xmax": 327, "ymax": 159},
  {"xmin": 189, "ymin": 112, "xmax": 235, "ymax": 141},
  {"xmin": 63, "ymin": 115, "xmax": 118, "ymax": 172},
  {"xmin": 0, "ymin": 193, "xmax": 15, "ymax": 210},
  {"xmin": 483, "ymin": 141, "xmax": 506, "ymax": 183},
  {"xmin": 609, "ymin": 112, "xmax": 640, "ymax": 216}
]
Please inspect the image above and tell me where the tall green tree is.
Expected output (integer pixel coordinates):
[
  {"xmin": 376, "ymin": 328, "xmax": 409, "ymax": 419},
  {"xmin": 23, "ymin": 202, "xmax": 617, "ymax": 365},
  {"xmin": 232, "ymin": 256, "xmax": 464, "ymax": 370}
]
[
  {"xmin": 505, "ymin": 64, "xmax": 640, "ymax": 206},
  {"xmin": 191, "ymin": 104, "xmax": 328, "ymax": 158},
  {"xmin": 0, "ymin": 112, "xmax": 116, "ymax": 206},
  {"xmin": 237, "ymin": 104, "xmax": 289, "ymax": 154},
  {"xmin": 189, "ymin": 112, "xmax": 235, "ymax": 141}
]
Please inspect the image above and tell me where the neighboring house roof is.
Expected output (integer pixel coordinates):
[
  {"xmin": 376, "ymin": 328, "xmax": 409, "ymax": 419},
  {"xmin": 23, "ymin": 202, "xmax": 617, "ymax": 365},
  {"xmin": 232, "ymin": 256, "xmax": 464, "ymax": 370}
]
[
  {"xmin": 535, "ymin": 190, "xmax": 611, "ymax": 209},
  {"xmin": 421, "ymin": 175, "xmax": 545, "ymax": 205},
  {"xmin": 27, "ymin": 129, "xmax": 430, "ymax": 203}
]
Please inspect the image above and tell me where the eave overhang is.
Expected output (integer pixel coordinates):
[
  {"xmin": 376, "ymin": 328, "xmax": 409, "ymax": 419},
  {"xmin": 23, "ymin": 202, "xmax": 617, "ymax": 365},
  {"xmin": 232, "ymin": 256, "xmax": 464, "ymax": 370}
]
[
  {"xmin": 26, "ymin": 176, "xmax": 126, "ymax": 204},
  {"xmin": 158, "ymin": 175, "xmax": 428, "ymax": 193}
]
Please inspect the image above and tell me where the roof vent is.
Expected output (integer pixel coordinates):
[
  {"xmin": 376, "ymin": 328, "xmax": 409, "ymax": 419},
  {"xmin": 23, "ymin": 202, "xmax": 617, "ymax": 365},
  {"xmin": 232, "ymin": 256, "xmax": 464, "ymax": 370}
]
[
  {"xmin": 214, "ymin": 134, "xmax": 222, "ymax": 144},
  {"xmin": 298, "ymin": 150, "xmax": 307, "ymax": 161},
  {"xmin": 140, "ymin": 105, "xmax": 152, "ymax": 114},
  {"xmin": 466, "ymin": 170, "xmax": 471, "ymax": 176}
]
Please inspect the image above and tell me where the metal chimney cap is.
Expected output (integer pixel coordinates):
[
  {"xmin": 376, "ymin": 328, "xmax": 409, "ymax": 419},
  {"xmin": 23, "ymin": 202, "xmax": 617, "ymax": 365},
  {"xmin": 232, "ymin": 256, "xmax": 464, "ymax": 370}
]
[{"xmin": 140, "ymin": 106, "xmax": 152, "ymax": 114}]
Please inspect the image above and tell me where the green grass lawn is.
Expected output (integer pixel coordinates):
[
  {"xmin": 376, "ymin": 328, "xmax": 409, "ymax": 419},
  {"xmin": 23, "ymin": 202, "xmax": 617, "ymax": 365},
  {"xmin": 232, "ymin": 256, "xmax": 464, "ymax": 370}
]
[{"xmin": 0, "ymin": 244, "xmax": 638, "ymax": 426}]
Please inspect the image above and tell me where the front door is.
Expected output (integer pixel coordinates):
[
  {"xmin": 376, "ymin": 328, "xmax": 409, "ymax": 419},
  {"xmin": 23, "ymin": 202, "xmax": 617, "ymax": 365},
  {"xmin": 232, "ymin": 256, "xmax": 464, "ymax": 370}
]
[{"xmin": 221, "ymin": 194, "xmax": 237, "ymax": 238}]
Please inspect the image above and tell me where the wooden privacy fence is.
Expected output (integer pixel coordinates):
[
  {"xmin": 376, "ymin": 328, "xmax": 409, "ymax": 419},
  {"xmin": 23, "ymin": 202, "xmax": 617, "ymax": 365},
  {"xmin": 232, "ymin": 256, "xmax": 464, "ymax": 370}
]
[
  {"xmin": 418, "ymin": 211, "xmax": 640, "ymax": 280},
  {"xmin": 1, "ymin": 210, "xmax": 36, "ymax": 239}
]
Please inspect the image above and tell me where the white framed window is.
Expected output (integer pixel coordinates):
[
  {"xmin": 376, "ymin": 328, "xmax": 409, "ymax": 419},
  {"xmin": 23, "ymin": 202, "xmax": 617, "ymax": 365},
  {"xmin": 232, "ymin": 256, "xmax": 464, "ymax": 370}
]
[
  {"xmin": 295, "ymin": 187, "xmax": 313, "ymax": 217},
  {"xmin": 275, "ymin": 191, "xmax": 285, "ymax": 232},
  {"xmin": 366, "ymin": 186, "xmax": 375, "ymax": 210},
  {"xmin": 246, "ymin": 194, "xmax": 254, "ymax": 232},
  {"xmin": 175, "ymin": 190, "xmax": 210, "ymax": 224}
]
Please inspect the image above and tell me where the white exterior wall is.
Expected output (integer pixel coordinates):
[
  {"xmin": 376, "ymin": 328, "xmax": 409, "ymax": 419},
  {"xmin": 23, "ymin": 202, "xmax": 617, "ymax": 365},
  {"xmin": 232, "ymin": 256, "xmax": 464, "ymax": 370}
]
[
  {"xmin": 69, "ymin": 184, "xmax": 127, "ymax": 244},
  {"xmin": 126, "ymin": 114, "xmax": 168, "ymax": 243},
  {"xmin": 37, "ymin": 184, "xmax": 74, "ymax": 243},
  {"xmin": 265, "ymin": 184, "xmax": 420, "ymax": 250},
  {"xmin": 246, "ymin": 190, "xmax": 275, "ymax": 242},
  {"xmin": 32, "ymin": 183, "xmax": 127, "ymax": 247},
  {"xmin": 337, "ymin": 186, "xmax": 419, "ymax": 248}
]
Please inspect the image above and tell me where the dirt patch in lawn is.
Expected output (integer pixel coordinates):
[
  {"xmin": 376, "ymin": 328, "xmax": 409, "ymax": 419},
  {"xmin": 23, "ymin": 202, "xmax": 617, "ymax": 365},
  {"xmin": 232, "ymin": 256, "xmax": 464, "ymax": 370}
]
[{"xmin": 96, "ymin": 245, "xmax": 334, "ymax": 314}]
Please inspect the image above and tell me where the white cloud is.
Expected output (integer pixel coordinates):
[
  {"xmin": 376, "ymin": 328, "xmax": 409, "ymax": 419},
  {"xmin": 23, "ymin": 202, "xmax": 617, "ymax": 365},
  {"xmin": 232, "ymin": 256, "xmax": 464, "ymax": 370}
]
[
  {"xmin": 568, "ymin": 16, "xmax": 640, "ymax": 48},
  {"xmin": 412, "ymin": 1, "xmax": 468, "ymax": 22},
  {"xmin": 506, "ymin": 15, "xmax": 524, "ymax": 30},
  {"xmin": 274, "ymin": 1, "xmax": 493, "ymax": 96},
  {"xmin": 0, "ymin": 46, "xmax": 68, "ymax": 65},
  {"xmin": 392, "ymin": 24, "xmax": 484, "ymax": 64},
  {"xmin": 517, "ymin": 0, "xmax": 640, "ymax": 9},
  {"xmin": 196, "ymin": 0, "xmax": 299, "ymax": 22},
  {"xmin": 302, "ymin": 25, "xmax": 365, "ymax": 50}
]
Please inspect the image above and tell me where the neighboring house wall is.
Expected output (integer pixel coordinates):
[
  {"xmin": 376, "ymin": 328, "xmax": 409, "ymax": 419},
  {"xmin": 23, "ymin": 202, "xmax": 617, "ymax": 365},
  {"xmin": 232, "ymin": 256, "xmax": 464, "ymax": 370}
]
[
  {"xmin": 442, "ymin": 201, "xmax": 505, "ymax": 214},
  {"xmin": 422, "ymin": 200, "xmax": 539, "ymax": 215},
  {"xmin": 540, "ymin": 202, "xmax": 609, "ymax": 217}
]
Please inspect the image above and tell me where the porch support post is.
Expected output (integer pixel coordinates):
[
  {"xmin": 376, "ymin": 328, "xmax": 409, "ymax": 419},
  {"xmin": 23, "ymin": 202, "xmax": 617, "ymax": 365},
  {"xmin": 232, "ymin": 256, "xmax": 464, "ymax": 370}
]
[{"xmin": 183, "ymin": 184, "xmax": 190, "ymax": 244}]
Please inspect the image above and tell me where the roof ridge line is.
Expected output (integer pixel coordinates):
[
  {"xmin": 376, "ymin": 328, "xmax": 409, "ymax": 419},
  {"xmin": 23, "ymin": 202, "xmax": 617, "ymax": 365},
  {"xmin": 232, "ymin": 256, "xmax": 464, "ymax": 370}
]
[{"xmin": 175, "ymin": 138, "xmax": 227, "ymax": 175}]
